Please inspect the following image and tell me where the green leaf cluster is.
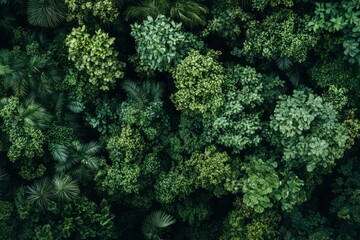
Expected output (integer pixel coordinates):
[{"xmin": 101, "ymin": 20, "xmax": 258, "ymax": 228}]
[
  {"xmin": 65, "ymin": 26, "xmax": 125, "ymax": 91},
  {"xmin": 239, "ymin": 9, "xmax": 318, "ymax": 62},
  {"xmin": 130, "ymin": 15, "xmax": 204, "ymax": 74},
  {"xmin": 64, "ymin": 0, "xmax": 119, "ymax": 24}
]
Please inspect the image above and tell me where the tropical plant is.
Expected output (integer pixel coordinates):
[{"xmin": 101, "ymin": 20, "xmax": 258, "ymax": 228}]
[
  {"xmin": 26, "ymin": 178, "xmax": 53, "ymax": 210},
  {"xmin": 26, "ymin": 175, "xmax": 80, "ymax": 210},
  {"xmin": 142, "ymin": 210, "xmax": 176, "ymax": 240},
  {"xmin": 121, "ymin": 80, "xmax": 163, "ymax": 107},
  {"xmin": 51, "ymin": 141, "xmax": 101, "ymax": 177},
  {"xmin": 126, "ymin": 0, "xmax": 208, "ymax": 28},
  {"xmin": 27, "ymin": 0, "xmax": 66, "ymax": 28},
  {"xmin": 202, "ymin": 0, "xmax": 251, "ymax": 42},
  {"xmin": 204, "ymin": 65, "xmax": 264, "ymax": 153},
  {"xmin": 52, "ymin": 175, "xmax": 80, "ymax": 201},
  {"xmin": 270, "ymin": 89, "xmax": 349, "ymax": 172}
]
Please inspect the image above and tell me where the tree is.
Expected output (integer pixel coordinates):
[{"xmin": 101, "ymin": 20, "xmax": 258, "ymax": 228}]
[
  {"xmin": 236, "ymin": 9, "xmax": 318, "ymax": 63},
  {"xmin": 270, "ymin": 89, "xmax": 349, "ymax": 173},
  {"xmin": 65, "ymin": 25, "xmax": 125, "ymax": 91},
  {"xmin": 27, "ymin": 0, "xmax": 66, "ymax": 28},
  {"xmin": 130, "ymin": 15, "xmax": 204, "ymax": 74},
  {"xmin": 308, "ymin": 1, "xmax": 360, "ymax": 65},
  {"xmin": 204, "ymin": 65, "xmax": 265, "ymax": 153},
  {"xmin": 64, "ymin": 0, "xmax": 119, "ymax": 24},
  {"xmin": 171, "ymin": 50, "xmax": 225, "ymax": 116},
  {"xmin": 142, "ymin": 210, "xmax": 176, "ymax": 240}
]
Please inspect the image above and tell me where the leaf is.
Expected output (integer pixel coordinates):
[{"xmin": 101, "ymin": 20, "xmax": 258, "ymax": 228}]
[
  {"xmin": 142, "ymin": 210, "xmax": 176, "ymax": 239},
  {"xmin": 51, "ymin": 144, "xmax": 69, "ymax": 163},
  {"xmin": 52, "ymin": 175, "xmax": 80, "ymax": 201},
  {"xmin": 27, "ymin": 0, "xmax": 66, "ymax": 28}
]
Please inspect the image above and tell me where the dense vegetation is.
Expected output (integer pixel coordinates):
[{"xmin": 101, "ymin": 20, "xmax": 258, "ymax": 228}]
[{"xmin": 0, "ymin": 0, "xmax": 360, "ymax": 239}]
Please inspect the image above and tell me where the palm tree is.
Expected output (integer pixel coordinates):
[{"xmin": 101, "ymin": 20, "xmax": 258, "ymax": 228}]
[
  {"xmin": 27, "ymin": 0, "xmax": 66, "ymax": 28},
  {"xmin": 169, "ymin": 0, "xmax": 208, "ymax": 28},
  {"xmin": 51, "ymin": 141, "xmax": 101, "ymax": 179},
  {"xmin": 17, "ymin": 99, "xmax": 53, "ymax": 129},
  {"xmin": 26, "ymin": 178, "xmax": 53, "ymax": 210},
  {"xmin": 142, "ymin": 210, "xmax": 176, "ymax": 240},
  {"xmin": 121, "ymin": 80, "xmax": 163, "ymax": 107},
  {"xmin": 0, "ymin": 169, "xmax": 6, "ymax": 182},
  {"xmin": 52, "ymin": 175, "xmax": 80, "ymax": 202},
  {"xmin": 0, "ymin": 49, "xmax": 29, "ymax": 97},
  {"xmin": 0, "ymin": 49, "xmax": 60, "ymax": 98},
  {"xmin": 26, "ymin": 175, "xmax": 80, "ymax": 210},
  {"xmin": 126, "ymin": 0, "xmax": 208, "ymax": 28}
]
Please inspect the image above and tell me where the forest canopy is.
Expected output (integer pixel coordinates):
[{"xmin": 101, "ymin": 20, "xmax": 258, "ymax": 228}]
[{"xmin": 1, "ymin": 0, "xmax": 360, "ymax": 239}]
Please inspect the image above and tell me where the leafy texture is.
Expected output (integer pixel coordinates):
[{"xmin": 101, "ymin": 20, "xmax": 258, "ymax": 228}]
[
  {"xmin": 171, "ymin": 50, "xmax": 225, "ymax": 116},
  {"xmin": 130, "ymin": 15, "xmax": 204, "ymax": 74},
  {"xmin": 27, "ymin": 0, "xmax": 66, "ymax": 28},
  {"xmin": 238, "ymin": 9, "xmax": 318, "ymax": 62},
  {"xmin": 64, "ymin": 0, "xmax": 119, "ymax": 24},
  {"xmin": 270, "ymin": 89, "xmax": 349, "ymax": 172},
  {"xmin": 142, "ymin": 210, "xmax": 176, "ymax": 239},
  {"xmin": 66, "ymin": 26, "xmax": 125, "ymax": 91}
]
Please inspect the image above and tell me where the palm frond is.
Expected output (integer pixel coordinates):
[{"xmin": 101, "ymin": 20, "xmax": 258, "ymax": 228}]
[
  {"xmin": 26, "ymin": 178, "xmax": 53, "ymax": 210},
  {"xmin": 276, "ymin": 56, "xmax": 293, "ymax": 71},
  {"xmin": 0, "ymin": 49, "xmax": 29, "ymax": 96},
  {"xmin": 170, "ymin": 0, "xmax": 208, "ymax": 28},
  {"xmin": 53, "ymin": 93, "xmax": 66, "ymax": 120},
  {"xmin": 51, "ymin": 144, "xmax": 69, "ymax": 163},
  {"xmin": 66, "ymin": 100, "xmax": 84, "ymax": 113},
  {"xmin": 29, "ymin": 55, "xmax": 49, "ymax": 73},
  {"xmin": 82, "ymin": 141, "xmax": 101, "ymax": 155},
  {"xmin": 286, "ymin": 67, "xmax": 300, "ymax": 88},
  {"xmin": 122, "ymin": 80, "xmax": 163, "ymax": 105},
  {"xmin": 125, "ymin": 0, "xmax": 168, "ymax": 21},
  {"xmin": 0, "ymin": 169, "xmax": 7, "ymax": 181},
  {"xmin": 18, "ymin": 101, "xmax": 53, "ymax": 129},
  {"xmin": 142, "ymin": 210, "xmax": 176, "ymax": 239},
  {"xmin": 122, "ymin": 79, "xmax": 147, "ymax": 103},
  {"xmin": 27, "ymin": 0, "xmax": 66, "ymax": 28},
  {"xmin": 81, "ymin": 156, "xmax": 100, "ymax": 170},
  {"xmin": 52, "ymin": 175, "xmax": 80, "ymax": 201}
]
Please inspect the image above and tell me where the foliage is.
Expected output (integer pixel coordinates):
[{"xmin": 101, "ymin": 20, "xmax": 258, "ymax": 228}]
[
  {"xmin": 310, "ymin": 57, "xmax": 360, "ymax": 105},
  {"xmin": 126, "ymin": 0, "xmax": 208, "ymax": 28},
  {"xmin": 308, "ymin": 1, "xmax": 360, "ymax": 64},
  {"xmin": 130, "ymin": 15, "xmax": 204, "ymax": 74},
  {"xmin": 331, "ymin": 159, "xmax": 360, "ymax": 223},
  {"xmin": 252, "ymin": 0, "xmax": 295, "ymax": 11},
  {"xmin": 27, "ymin": 0, "xmax": 66, "ymax": 28},
  {"xmin": 270, "ymin": 89, "xmax": 349, "ymax": 172},
  {"xmin": 26, "ymin": 175, "xmax": 80, "ymax": 210},
  {"xmin": 202, "ymin": 0, "xmax": 251, "ymax": 42},
  {"xmin": 204, "ymin": 65, "xmax": 264, "ymax": 153},
  {"xmin": 64, "ymin": 0, "xmax": 119, "ymax": 24},
  {"xmin": 51, "ymin": 141, "xmax": 101, "ymax": 179},
  {"xmin": 142, "ymin": 210, "xmax": 176, "ymax": 240},
  {"xmin": 66, "ymin": 25, "xmax": 125, "ymax": 91},
  {"xmin": 2, "ymin": 1, "xmax": 360, "ymax": 239},
  {"xmin": 171, "ymin": 50, "xmax": 225, "ymax": 116},
  {"xmin": 185, "ymin": 145, "xmax": 231, "ymax": 192},
  {"xmin": 221, "ymin": 199, "xmax": 281, "ymax": 240},
  {"xmin": 238, "ymin": 9, "xmax": 318, "ymax": 63}
]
